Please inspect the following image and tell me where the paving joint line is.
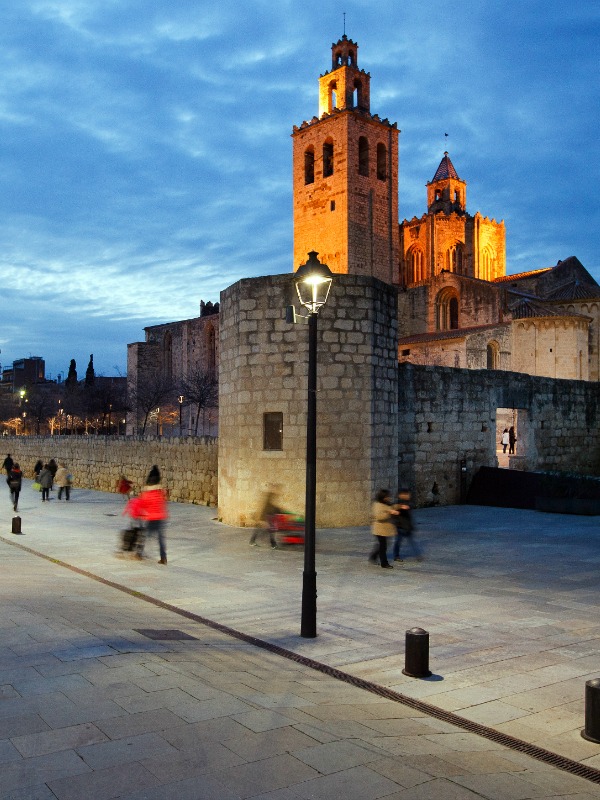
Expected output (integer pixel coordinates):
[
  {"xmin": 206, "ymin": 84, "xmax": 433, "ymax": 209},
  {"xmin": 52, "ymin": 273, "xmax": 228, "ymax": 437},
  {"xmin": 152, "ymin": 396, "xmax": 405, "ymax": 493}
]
[{"xmin": 2, "ymin": 534, "xmax": 600, "ymax": 786}]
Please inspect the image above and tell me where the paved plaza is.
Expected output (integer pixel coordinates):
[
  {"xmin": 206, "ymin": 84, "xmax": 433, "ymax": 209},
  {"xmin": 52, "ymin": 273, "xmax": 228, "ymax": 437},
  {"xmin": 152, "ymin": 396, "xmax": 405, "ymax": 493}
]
[{"xmin": 0, "ymin": 479, "xmax": 600, "ymax": 799}]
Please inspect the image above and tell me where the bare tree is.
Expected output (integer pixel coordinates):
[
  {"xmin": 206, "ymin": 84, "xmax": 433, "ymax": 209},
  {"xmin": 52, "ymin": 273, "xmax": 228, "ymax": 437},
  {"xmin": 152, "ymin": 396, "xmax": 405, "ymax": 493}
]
[
  {"xmin": 180, "ymin": 368, "xmax": 218, "ymax": 436},
  {"xmin": 24, "ymin": 385, "xmax": 56, "ymax": 435},
  {"xmin": 129, "ymin": 372, "xmax": 175, "ymax": 435}
]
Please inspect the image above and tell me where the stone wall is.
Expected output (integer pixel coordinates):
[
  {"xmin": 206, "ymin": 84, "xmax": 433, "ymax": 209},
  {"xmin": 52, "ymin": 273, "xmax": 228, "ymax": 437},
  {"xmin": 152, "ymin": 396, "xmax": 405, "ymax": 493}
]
[
  {"xmin": 398, "ymin": 363, "xmax": 600, "ymax": 507},
  {"xmin": 218, "ymin": 273, "xmax": 398, "ymax": 528},
  {"xmin": 1, "ymin": 436, "xmax": 217, "ymax": 505}
]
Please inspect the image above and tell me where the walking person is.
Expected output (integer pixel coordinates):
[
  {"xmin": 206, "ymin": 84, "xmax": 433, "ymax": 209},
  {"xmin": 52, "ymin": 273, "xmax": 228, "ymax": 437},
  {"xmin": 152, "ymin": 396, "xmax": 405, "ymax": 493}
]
[
  {"xmin": 136, "ymin": 466, "xmax": 168, "ymax": 565},
  {"xmin": 369, "ymin": 489, "xmax": 398, "ymax": 569},
  {"xmin": 3, "ymin": 454, "xmax": 14, "ymax": 477},
  {"xmin": 8, "ymin": 463, "xmax": 22, "ymax": 512},
  {"xmin": 249, "ymin": 484, "xmax": 283, "ymax": 548},
  {"xmin": 39, "ymin": 464, "xmax": 53, "ymax": 502},
  {"xmin": 48, "ymin": 459, "xmax": 58, "ymax": 491},
  {"xmin": 509, "ymin": 426, "xmax": 516, "ymax": 455},
  {"xmin": 392, "ymin": 489, "xmax": 423, "ymax": 563},
  {"xmin": 117, "ymin": 475, "xmax": 133, "ymax": 500},
  {"xmin": 54, "ymin": 463, "xmax": 72, "ymax": 501},
  {"xmin": 501, "ymin": 428, "xmax": 509, "ymax": 454},
  {"xmin": 33, "ymin": 459, "xmax": 43, "ymax": 480}
]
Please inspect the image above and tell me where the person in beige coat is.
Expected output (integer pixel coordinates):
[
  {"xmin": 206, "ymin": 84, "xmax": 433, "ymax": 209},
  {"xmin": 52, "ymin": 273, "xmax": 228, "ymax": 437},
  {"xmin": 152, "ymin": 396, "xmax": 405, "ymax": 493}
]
[
  {"xmin": 369, "ymin": 488, "xmax": 399, "ymax": 569},
  {"xmin": 54, "ymin": 464, "xmax": 72, "ymax": 501}
]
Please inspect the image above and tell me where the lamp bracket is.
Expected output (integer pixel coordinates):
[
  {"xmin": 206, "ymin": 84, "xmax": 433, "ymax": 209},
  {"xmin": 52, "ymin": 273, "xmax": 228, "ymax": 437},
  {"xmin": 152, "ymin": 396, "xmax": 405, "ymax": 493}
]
[{"xmin": 285, "ymin": 305, "xmax": 309, "ymax": 325}]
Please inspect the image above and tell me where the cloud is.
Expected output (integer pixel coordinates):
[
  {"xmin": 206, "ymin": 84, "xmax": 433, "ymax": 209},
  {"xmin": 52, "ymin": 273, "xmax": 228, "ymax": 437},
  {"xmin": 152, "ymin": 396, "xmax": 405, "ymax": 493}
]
[{"xmin": 0, "ymin": 0, "xmax": 598, "ymax": 379}]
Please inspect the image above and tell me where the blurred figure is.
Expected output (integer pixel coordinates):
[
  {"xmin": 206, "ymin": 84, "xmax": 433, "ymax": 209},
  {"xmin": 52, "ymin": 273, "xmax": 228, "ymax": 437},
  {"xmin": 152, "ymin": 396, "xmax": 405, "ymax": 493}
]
[
  {"xmin": 48, "ymin": 459, "xmax": 58, "ymax": 490},
  {"xmin": 54, "ymin": 464, "xmax": 72, "ymax": 501},
  {"xmin": 33, "ymin": 459, "xmax": 43, "ymax": 480},
  {"xmin": 250, "ymin": 484, "xmax": 283, "ymax": 548},
  {"xmin": 501, "ymin": 429, "xmax": 509, "ymax": 454},
  {"xmin": 369, "ymin": 488, "xmax": 398, "ymax": 569},
  {"xmin": 120, "ymin": 495, "xmax": 144, "ymax": 556},
  {"xmin": 39, "ymin": 464, "xmax": 53, "ymax": 502},
  {"xmin": 8, "ymin": 462, "xmax": 22, "ymax": 512},
  {"xmin": 136, "ymin": 466, "xmax": 168, "ymax": 564},
  {"xmin": 392, "ymin": 489, "xmax": 423, "ymax": 563},
  {"xmin": 117, "ymin": 475, "xmax": 133, "ymax": 500},
  {"xmin": 3, "ymin": 454, "xmax": 14, "ymax": 477}
]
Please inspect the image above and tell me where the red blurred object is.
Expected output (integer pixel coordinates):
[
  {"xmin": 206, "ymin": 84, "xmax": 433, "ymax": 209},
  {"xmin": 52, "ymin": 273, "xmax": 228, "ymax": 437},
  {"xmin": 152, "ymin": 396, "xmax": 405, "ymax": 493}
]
[{"xmin": 269, "ymin": 513, "xmax": 305, "ymax": 545}]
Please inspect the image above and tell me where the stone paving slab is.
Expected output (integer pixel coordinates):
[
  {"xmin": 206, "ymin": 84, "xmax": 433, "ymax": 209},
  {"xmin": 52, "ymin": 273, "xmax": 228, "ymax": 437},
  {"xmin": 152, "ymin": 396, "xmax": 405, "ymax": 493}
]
[{"xmin": 0, "ymin": 483, "xmax": 600, "ymax": 797}]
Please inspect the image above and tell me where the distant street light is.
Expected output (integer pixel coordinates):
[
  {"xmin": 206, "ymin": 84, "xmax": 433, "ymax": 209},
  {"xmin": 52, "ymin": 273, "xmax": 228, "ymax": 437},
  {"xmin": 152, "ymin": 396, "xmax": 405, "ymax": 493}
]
[{"xmin": 178, "ymin": 395, "xmax": 184, "ymax": 436}]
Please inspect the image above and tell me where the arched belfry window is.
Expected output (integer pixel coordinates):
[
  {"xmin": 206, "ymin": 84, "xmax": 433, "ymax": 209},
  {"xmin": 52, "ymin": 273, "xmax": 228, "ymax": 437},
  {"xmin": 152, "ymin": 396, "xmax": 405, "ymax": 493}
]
[
  {"xmin": 353, "ymin": 79, "xmax": 363, "ymax": 109},
  {"xmin": 358, "ymin": 137, "xmax": 369, "ymax": 176},
  {"xmin": 436, "ymin": 288, "xmax": 459, "ymax": 331},
  {"xmin": 348, "ymin": 49, "xmax": 355, "ymax": 66},
  {"xmin": 446, "ymin": 243, "xmax": 464, "ymax": 274},
  {"xmin": 486, "ymin": 341, "xmax": 499, "ymax": 370},
  {"xmin": 377, "ymin": 143, "xmax": 387, "ymax": 180},
  {"xmin": 304, "ymin": 147, "xmax": 314, "ymax": 185},
  {"xmin": 328, "ymin": 81, "xmax": 337, "ymax": 112},
  {"xmin": 323, "ymin": 139, "xmax": 334, "ymax": 177}
]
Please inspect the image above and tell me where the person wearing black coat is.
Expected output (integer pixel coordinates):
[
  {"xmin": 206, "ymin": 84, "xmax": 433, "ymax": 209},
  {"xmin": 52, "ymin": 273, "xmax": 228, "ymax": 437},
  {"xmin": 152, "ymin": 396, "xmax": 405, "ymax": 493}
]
[{"xmin": 8, "ymin": 463, "xmax": 22, "ymax": 512}]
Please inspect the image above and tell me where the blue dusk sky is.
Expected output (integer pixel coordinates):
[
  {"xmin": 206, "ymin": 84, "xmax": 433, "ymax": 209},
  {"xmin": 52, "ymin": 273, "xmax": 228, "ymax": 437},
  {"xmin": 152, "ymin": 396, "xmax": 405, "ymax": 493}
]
[{"xmin": 1, "ymin": 1, "xmax": 598, "ymax": 379}]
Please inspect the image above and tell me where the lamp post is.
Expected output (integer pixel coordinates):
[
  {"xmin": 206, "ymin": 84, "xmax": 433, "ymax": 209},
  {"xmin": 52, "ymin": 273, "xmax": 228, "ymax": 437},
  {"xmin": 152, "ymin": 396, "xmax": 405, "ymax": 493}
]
[
  {"xmin": 178, "ymin": 395, "xmax": 184, "ymax": 436},
  {"xmin": 292, "ymin": 251, "xmax": 334, "ymax": 639}
]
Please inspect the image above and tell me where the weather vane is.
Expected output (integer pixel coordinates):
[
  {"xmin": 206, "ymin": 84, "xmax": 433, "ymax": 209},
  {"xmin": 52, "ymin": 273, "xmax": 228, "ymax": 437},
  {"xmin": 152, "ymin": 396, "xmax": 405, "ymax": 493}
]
[{"xmin": 343, "ymin": 11, "xmax": 346, "ymax": 36}]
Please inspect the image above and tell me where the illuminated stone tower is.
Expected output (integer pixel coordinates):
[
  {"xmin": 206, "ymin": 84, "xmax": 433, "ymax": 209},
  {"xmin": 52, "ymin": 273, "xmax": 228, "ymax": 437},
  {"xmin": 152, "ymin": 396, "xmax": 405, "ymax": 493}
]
[
  {"xmin": 292, "ymin": 35, "xmax": 400, "ymax": 284},
  {"xmin": 400, "ymin": 152, "xmax": 506, "ymax": 285}
]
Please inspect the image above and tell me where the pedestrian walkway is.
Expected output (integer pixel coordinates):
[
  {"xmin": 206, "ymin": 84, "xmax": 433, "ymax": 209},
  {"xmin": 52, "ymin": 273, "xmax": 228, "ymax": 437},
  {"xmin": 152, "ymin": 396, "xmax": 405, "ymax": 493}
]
[{"xmin": 1, "ymin": 480, "xmax": 600, "ymax": 798}]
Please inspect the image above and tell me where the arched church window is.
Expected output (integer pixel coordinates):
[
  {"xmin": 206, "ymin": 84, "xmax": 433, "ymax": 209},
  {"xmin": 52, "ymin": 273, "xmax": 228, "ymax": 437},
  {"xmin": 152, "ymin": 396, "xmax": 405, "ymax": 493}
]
[
  {"xmin": 304, "ymin": 147, "xmax": 314, "ymax": 185},
  {"xmin": 377, "ymin": 143, "xmax": 387, "ymax": 180},
  {"xmin": 436, "ymin": 288, "xmax": 460, "ymax": 331},
  {"xmin": 486, "ymin": 341, "xmax": 499, "ymax": 370},
  {"xmin": 323, "ymin": 139, "xmax": 334, "ymax": 177},
  {"xmin": 348, "ymin": 49, "xmax": 355, "ymax": 66},
  {"xmin": 408, "ymin": 246, "xmax": 424, "ymax": 282},
  {"xmin": 480, "ymin": 246, "xmax": 494, "ymax": 281},
  {"xmin": 358, "ymin": 137, "xmax": 369, "ymax": 176},
  {"xmin": 446, "ymin": 243, "xmax": 464, "ymax": 274}
]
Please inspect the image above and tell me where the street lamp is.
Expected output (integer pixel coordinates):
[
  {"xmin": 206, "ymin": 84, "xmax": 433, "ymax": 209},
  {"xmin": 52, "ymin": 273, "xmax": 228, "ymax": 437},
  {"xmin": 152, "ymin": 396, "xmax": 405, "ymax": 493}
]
[
  {"xmin": 291, "ymin": 251, "xmax": 334, "ymax": 638},
  {"xmin": 178, "ymin": 395, "xmax": 184, "ymax": 436}
]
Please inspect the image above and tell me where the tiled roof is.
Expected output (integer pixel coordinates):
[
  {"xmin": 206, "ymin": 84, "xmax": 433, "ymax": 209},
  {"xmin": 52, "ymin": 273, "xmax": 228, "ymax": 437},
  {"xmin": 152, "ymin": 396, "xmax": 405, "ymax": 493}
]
[
  {"xmin": 431, "ymin": 152, "xmax": 460, "ymax": 182},
  {"xmin": 398, "ymin": 322, "xmax": 509, "ymax": 345},
  {"xmin": 508, "ymin": 297, "xmax": 562, "ymax": 319},
  {"xmin": 493, "ymin": 268, "xmax": 553, "ymax": 284},
  {"xmin": 545, "ymin": 280, "xmax": 600, "ymax": 301}
]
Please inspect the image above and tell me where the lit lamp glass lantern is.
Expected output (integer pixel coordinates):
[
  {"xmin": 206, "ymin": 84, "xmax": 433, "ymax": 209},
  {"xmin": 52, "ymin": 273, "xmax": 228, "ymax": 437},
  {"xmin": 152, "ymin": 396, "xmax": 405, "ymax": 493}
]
[{"xmin": 293, "ymin": 251, "xmax": 334, "ymax": 315}]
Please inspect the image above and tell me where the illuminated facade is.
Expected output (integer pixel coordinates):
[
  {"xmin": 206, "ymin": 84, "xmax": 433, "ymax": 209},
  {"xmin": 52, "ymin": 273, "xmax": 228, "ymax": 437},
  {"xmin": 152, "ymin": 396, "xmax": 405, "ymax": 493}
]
[
  {"xmin": 292, "ymin": 35, "xmax": 399, "ymax": 285},
  {"xmin": 293, "ymin": 37, "xmax": 600, "ymax": 382}
]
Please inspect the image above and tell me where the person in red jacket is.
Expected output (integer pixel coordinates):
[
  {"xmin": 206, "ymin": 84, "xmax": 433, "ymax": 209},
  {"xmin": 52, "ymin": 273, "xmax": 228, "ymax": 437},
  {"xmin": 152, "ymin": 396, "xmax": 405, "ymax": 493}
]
[{"xmin": 136, "ymin": 465, "xmax": 168, "ymax": 564}]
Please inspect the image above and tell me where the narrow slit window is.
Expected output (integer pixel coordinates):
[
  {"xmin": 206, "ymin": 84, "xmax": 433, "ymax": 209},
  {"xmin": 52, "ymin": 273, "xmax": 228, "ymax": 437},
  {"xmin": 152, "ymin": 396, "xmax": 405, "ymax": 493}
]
[
  {"xmin": 263, "ymin": 412, "xmax": 283, "ymax": 451},
  {"xmin": 323, "ymin": 140, "xmax": 334, "ymax": 177}
]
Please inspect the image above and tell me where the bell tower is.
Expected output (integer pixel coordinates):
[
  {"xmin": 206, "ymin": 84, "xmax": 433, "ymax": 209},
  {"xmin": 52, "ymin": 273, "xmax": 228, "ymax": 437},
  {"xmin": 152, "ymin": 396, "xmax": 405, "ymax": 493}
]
[{"xmin": 292, "ymin": 36, "xmax": 400, "ymax": 284}]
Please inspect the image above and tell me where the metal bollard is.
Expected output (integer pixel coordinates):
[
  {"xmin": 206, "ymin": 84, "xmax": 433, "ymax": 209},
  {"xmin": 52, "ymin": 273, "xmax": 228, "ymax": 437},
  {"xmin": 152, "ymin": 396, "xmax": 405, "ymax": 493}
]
[
  {"xmin": 581, "ymin": 678, "xmax": 600, "ymax": 743},
  {"xmin": 11, "ymin": 516, "xmax": 22, "ymax": 534},
  {"xmin": 402, "ymin": 627, "xmax": 432, "ymax": 678}
]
